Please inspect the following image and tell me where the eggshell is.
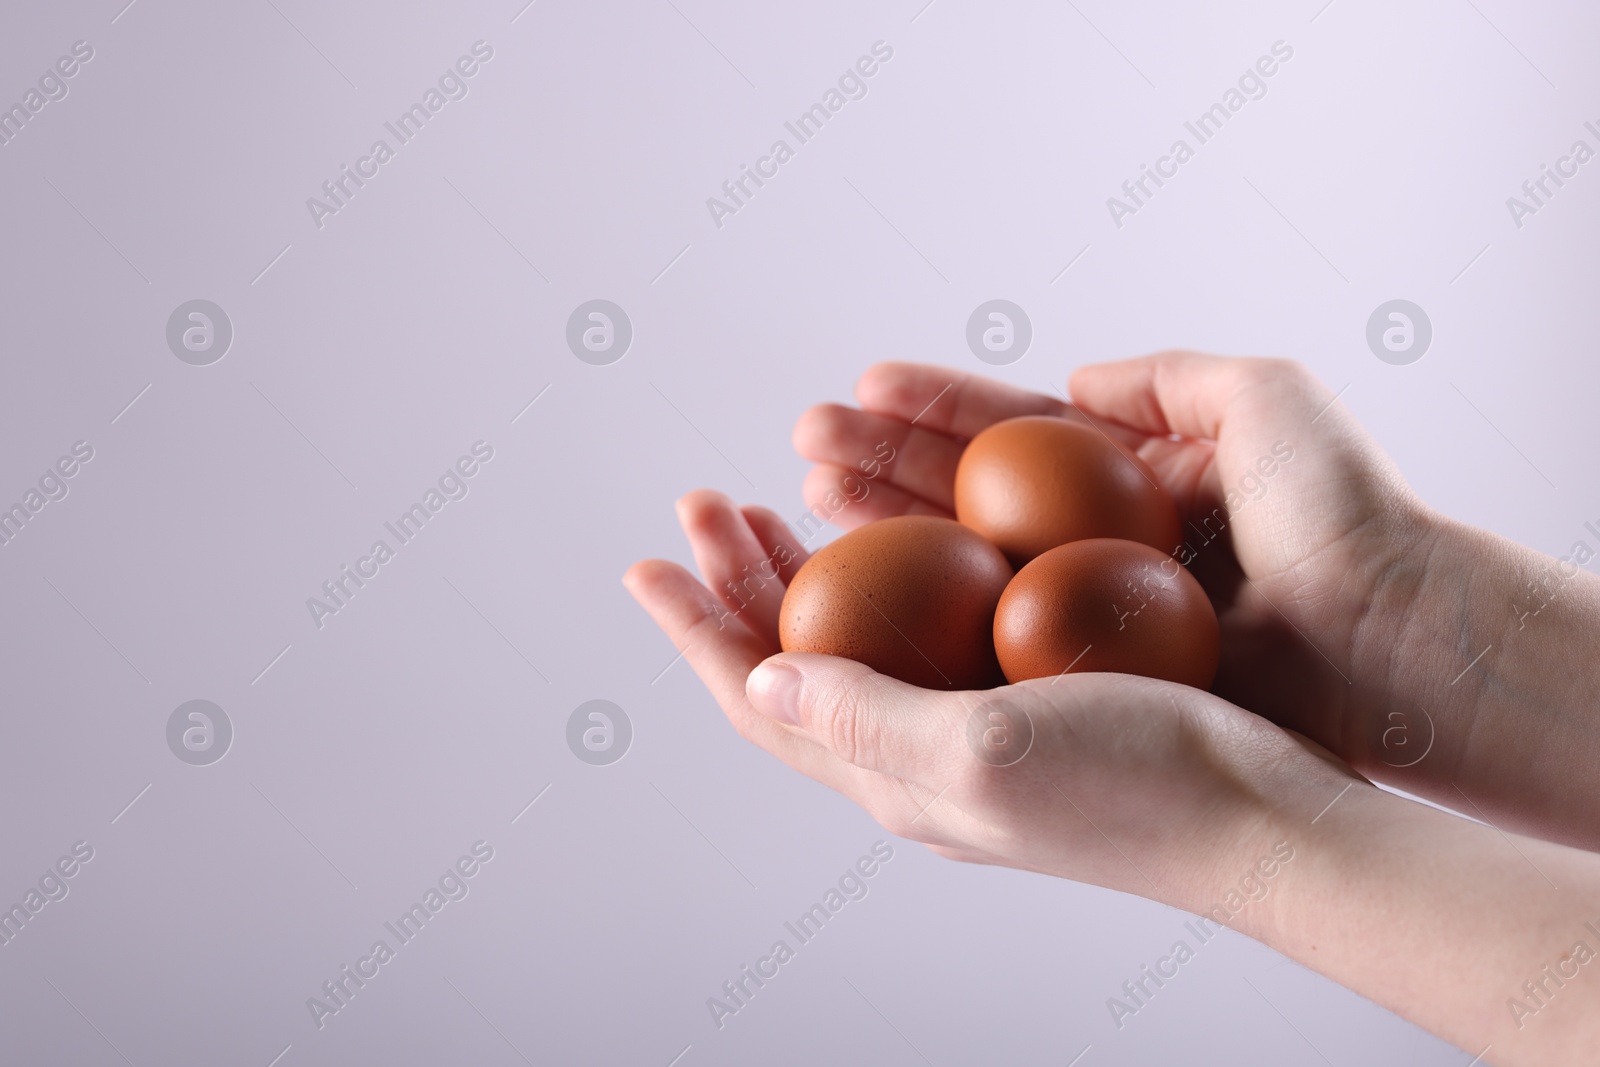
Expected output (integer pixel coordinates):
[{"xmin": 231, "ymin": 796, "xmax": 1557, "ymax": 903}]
[
  {"xmin": 779, "ymin": 515, "xmax": 1012, "ymax": 690},
  {"xmin": 994, "ymin": 538, "xmax": 1219, "ymax": 689},
  {"xmin": 954, "ymin": 415, "xmax": 1182, "ymax": 566}
]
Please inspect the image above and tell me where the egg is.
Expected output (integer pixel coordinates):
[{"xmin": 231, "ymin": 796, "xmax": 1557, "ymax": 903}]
[
  {"xmin": 993, "ymin": 538, "xmax": 1219, "ymax": 688},
  {"xmin": 779, "ymin": 515, "xmax": 1013, "ymax": 690},
  {"xmin": 954, "ymin": 415, "xmax": 1182, "ymax": 566}
]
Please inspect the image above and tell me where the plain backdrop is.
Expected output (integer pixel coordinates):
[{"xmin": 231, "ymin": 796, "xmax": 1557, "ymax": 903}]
[{"xmin": 1, "ymin": 0, "xmax": 1595, "ymax": 1064}]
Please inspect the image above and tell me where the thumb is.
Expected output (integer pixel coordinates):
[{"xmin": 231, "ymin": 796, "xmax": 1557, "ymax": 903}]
[
  {"xmin": 1069, "ymin": 350, "xmax": 1415, "ymax": 533},
  {"xmin": 746, "ymin": 652, "xmax": 966, "ymax": 781},
  {"xmin": 1069, "ymin": 351, "xmax": 1335, "ymax": 441}
]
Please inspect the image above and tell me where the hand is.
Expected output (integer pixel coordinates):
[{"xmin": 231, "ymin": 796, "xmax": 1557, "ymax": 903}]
[
  {"xmin": 792, "ymin": 355, "xmax": 1600, "ymax": 847},
  {"xmin": 625, "ymin": 489, "xmax": 1600, "ymax": 1067},
  {"xmin": 623, "ymin": 490, "xmax": 1355, "ymax": 913},
  {"xmin": 792, "ymin": 354, "xmax": 1422, "ymax": 758}
]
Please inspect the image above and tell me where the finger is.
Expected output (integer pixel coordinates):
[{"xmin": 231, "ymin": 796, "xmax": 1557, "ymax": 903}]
[
  {"xmin": 626, "ymin": 558, "xmax": 768, "ymax": 708},
  {"xmin": 745, "ymin": 652, "xmax": 972, "ymax": 785},
  {"xmin": 676, "ymin": 489, "xmax": 786, "ymax": 648},
  {"xmin": 739, "ymin": 505, "xmax": 809, "ymax": 584},
  {"xmin": 624, "ymin": 559, "xmax": 876, "ymax": 799},
  {"xmin": 626, "ymin": 560, "xmax": 949, "ymax": 832},
  {"xmin": 801, "ymin": 465, "xmax": 951, "ymax": 532},
  {"xmin": 854, "ymin": 362, "xmax": 1070, "ymax": 440},
  {"xmin": 793, "ymin": 404, "xmax": 965, "ymax": 511},
  {"xmin": 1069, "ymin": 351, "xmax": 1330, "ymax": 442},
  {"xmin": 857, "ymin": 361, "xmax": 1146, "ymax": 452}
]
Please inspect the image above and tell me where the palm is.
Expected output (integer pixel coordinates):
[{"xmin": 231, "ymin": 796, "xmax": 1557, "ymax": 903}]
[
  {"xmin": 791, "ymin": 362, "xmax": 1369, "ymax": 740},
  {"xmin": 625, "ymin": 485, "xmax": 1351, "ymax": 888}
]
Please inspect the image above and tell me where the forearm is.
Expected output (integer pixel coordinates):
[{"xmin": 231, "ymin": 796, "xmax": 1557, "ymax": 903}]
[
  {"xmin": 1229, "ymin": 781, "xmax": 1600, "ymax": 1065},
  {"xmin": 1358, "ymin": 513, "xmax": 1600, "ymax": 848}
]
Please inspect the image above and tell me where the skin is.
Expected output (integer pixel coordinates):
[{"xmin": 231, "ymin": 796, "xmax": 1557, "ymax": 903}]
[{"xmin": 624, "ymin": 353, "xmax": 1600, "ymax": 1064}]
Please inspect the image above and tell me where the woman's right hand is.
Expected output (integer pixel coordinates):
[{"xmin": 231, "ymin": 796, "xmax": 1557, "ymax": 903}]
[{"xmin": 792, "ymin": 353, "xmax": 1600, "ymax": 847}]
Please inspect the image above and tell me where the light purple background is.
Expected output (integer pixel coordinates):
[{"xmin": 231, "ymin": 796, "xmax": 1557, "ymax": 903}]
[{"xmin": 2, "ymin": 0, "xmax": 1595, "ymax": 1063}]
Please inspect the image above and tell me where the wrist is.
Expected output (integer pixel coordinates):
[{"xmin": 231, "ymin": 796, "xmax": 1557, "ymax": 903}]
[
  {"xmin": 1162, "ymin": 719, "xmax": 1360, "ymax": 929},
  {"xmin": 1244, "ymin": 779, "xmax": 1600, "ymax": 1064},
  {"xmin": 1364, "ymin": 510, "xmax": 1600, "ymax": 846}
]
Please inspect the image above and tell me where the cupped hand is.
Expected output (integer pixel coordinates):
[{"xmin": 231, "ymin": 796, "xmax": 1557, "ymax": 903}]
[
  {"xmin": 625, "ymin": 490, "xmax": 1600, "ymax": 1067},
  {"xmin": 624, "ymin": 490, "xmax": 1359, "ymax": 913},
  {"xmin": 791, "ymin": 354, "xmax": 1437, "ymax": 781}
]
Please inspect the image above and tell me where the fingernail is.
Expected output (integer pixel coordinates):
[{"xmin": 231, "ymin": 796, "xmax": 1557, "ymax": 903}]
[{"xmin": 747, "ymin": 661, "xmax": 801, "ymax": 725}]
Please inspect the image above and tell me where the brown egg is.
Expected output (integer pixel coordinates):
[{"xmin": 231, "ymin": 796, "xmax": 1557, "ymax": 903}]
[
  {"xmin": 779, "ymin": 516, "xmax": 1012, "ymax": 690},
  {"xmin": 954, "ymin": 415, "xmax": 1181, "ymax": 566},
  {"xmin": 994, "ymin": 538, "xmax": 1219, "ymax": 689}
]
